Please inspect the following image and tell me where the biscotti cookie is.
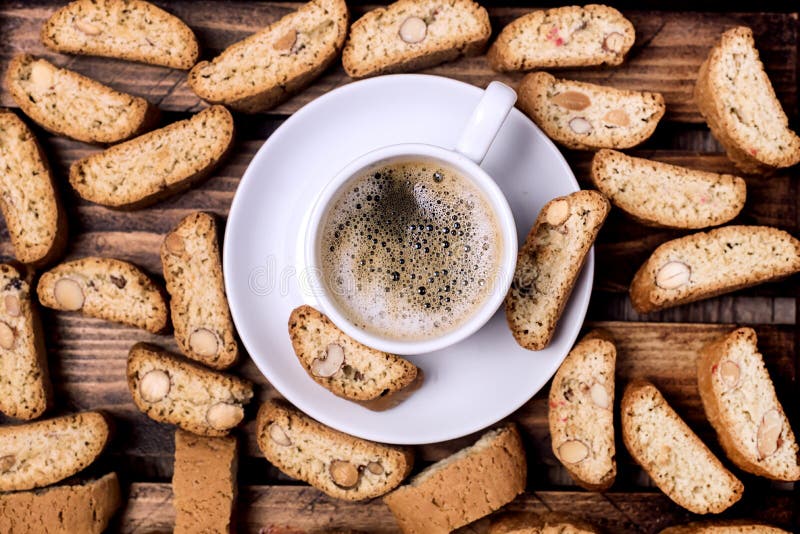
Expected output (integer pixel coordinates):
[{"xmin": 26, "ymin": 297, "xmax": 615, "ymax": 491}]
[
  {"xmin": 41, "ymin": 0, "xmax": 199, "ymax": 69},
  {"xmin": 69, "ymin": 105, "xmax": 234, "ymax": 209},
  {"xmin": 549, "ymin": 330, "xmax": 616, "ymax": 490},
  {"xmin": 0, "ymin": 264, "xmax": 52, "ymax": 420},
  {"xmin": 621, "ymin": 380, "xmax": 743, "ymax": 514},
  {"xmin": 694, "ymin": 27, "xmax": 800, "ymax": 174},
  {"xmin": 660, "ymin": 521, "xmax": 790, "ymax": 534},
  {"xmin": 188, "ymin": 0, "xmax": 348, "ymax": 113},
  {"xmin": 173, "ymin": 430, "xmax": 237, "ymax": 534},
  {"xmin": 383, "ymin": 423, "xmax": 526, "ymax": 534},
  {"xmin": 490, "ymin": 512, "xmax": 599, "ymax": 534},
  {"xmin": 257, "ymin": 400, "xmax": 412, "ymax": 500},
  {"xmin": 698, "ymin": 328, "xmax": 800, "ymax": 481},
  {"xmin": 0, "ymin": 110, "xmax": 66, "ymax": 266},
  {"xmin": 0, "ymin": 411, "xmax": 109, "ymax": 492},
  {"xmin": 517, "ymin": 71, "xmax": 665, "ymax": 150},
  {"xmin": 629, "ymin": 226, "xmax": 800, "ymax": 313},
  {"xmin": 506, "ymin": 190, "xmax": 610, "ymax": 351},
  {"xmin": 342, "ymin": 0, "xmax": 491, "ymax": 79},
  {"xmin": 0, "ymin": 472, "xmax": 120, "ymax": 534},
  {"xmin": 37, "ymin": 257, "xmax": 168, "ymax": 333},
  {"xmin": 6, "ymin": 54, "xmax": 157, "ymax": 144},
  {"xmin": 590, "ymin": 149, "xmax": 747, "ymax": 229},
  {"xmin": 162, "ymin": 212, "xmax": 237, "ymax": 369},
  {"xmin": 289, "ymin": 305, "xmax": 420, "ymax": 409},
  {"xmin": 128, "ymin": 343, "xmax": 253, "ymax": 437},
  {"xmin": 488, "ymin": 5, "xmax": 635, "ymax": 72}
]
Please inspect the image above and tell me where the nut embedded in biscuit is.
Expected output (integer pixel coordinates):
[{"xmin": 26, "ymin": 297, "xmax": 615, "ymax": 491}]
[
  {"xmin": 366, "ymin": 461, "xmax": 384, "ymax": 475},
  {"xmin": 268, "ymin": 423, "xmax": 291, "ymax": 446},
  {"xmin": 399, "ymin": 16, "xmax": 427, "ymax": 44},
  {"xmin": 0, "ymin": 322, "xmax": 15, "ymax": 350},
  {"xmin": 140, "ymin": 369, "xmax": 171, "ymax": 402},
  {"xmin": 568, "ymin": 117, "xmax": 592, "ymax": 134},
  {"xmin": 206, "ymin": 402, "xmax": 243, "ymax": 430},
  {"xmin": 756, "ymin": 409, "xmax": 782, "ymax": 459},
  {"xmin": 74, "ymin": 18, "xmax": 102, "ymax": 35},
  {"xmin": 603, "ymin": 32, "xmax": 625, "ymax": 53},
  {"xmin": 0, "ymin": 454, "xmax": 15, "ymax": 473},
  {"xmin": 329, "ymin": 459, "xmax": 359, "ymax": 488},
  {"xmin": 310, "ymin": 343, "xmax": 345, "ymax": 378},
  {"xmin": 273, "ymin": 29, "xmax": 298, "ymax": 53},
  {"xmin": 551, "ymin": 91, "xmax": 591, "ymax": 111},
  {"xmin": 655, "ymin": 261, "xmax": 691, "ymax": 289},
  {"xmin": 29, "ymin": 61, "xmax": 53, "ymax": 90},
  {"xmin": 558, "ymin": 439, "xmax": 589, "ymax": 463},
  {"xmin": 189, "ymin": 328, "xmax": 219, "ymax": 358},
  {"xmin": 590, "ymin": 383, "xmax": 610, "ymax": 409},
  {"xmin": 545, "ymin": 199, "xmax": 570, "ymax": 226},
  {"xmin": 718, "ymin": 360, "xmax": 741, "ymax": 390},
  {"xmin": 603, "ymin": 109, "xmax": 631, "ymax": 127},
  {"xmin": 164, "ymin": 233, "xmax": 185, "ymax": 256},
  {"xmin": 4, "ymin": 295, "xmax": 20, "ymax": 317},
  {"xmin": 53, "ymin": 278, "xmax": 85, "ymax": 310}
]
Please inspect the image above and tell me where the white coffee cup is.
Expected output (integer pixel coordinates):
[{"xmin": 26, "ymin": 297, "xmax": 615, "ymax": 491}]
[{"xmin": 304, "ymin": 81, "xmax": 518, "ymax": 355}]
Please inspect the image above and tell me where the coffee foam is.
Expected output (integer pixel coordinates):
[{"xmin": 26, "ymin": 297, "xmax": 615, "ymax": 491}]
[{"xmin": 319, "ymin": 160, "xmax": 502, "ymax": 341}]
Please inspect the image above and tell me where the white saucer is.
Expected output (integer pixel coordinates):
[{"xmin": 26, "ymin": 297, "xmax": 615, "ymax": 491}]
[{"xmin": 223, "ymin": 74, "xmax": 592, "ymax": 445}]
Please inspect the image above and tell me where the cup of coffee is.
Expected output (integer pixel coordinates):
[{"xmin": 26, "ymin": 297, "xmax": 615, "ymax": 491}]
[{"xmin": 304, "ymin": 81, "xmax": 518, "ymax": 355}]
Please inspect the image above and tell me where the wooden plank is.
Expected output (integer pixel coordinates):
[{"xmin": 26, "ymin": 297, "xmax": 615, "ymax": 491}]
[
  {"xmin": 118, "ymin": 484, "xmax": 797, "ymax": 534},
  {"xmin": 0, "ymin": 4, "xmax": 796, "ymax": 123}
]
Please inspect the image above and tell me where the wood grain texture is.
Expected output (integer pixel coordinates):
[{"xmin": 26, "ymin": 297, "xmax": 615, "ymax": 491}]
[{"xmin": 0, "ymin": 4, "xmax": 796, "ymax": 123}]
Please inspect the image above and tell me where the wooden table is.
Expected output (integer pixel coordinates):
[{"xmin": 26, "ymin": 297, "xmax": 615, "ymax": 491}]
[{"xmin": 1, "ymin": 2, "xmax": 798, "ymax": 532}]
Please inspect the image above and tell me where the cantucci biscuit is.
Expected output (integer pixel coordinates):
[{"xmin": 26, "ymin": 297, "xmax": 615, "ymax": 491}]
[
  {"xmin": 490, "ymin": 512, "xmax": 600, "ymax": 534},
  {"xmin": 69, "ymin": 105, "xmax": 234, "ymax": 209},
  {"xmin": 6, "ymin": 54, "xmax": 157, "ymax": 144},
  {"xmin": 0, "ymin": 264, "xmax": 52, "ymax": 420},
  {"xmin": 37, "ymin": 257, "xmax": 168, "ymax": 334},
  {"xmin": 629, "ymin": 226, "xmax": 800, "ymax": 313},
  {"xmin": 256, "ymin": 399, "xmax": 413, "ymax": 501},
  {"xmin": 517, "ymin": 71, "xmax": 665, "ymax": 150},
  {"xmin": 342, "ymin": 0, "xmax": 491, "ymax": 79},
  {"xmin": 0, "ymin": 412, "xmax": 109, "ymax": 492},
  {"xmin": 695, "ymin": 27, "xmax": 800, "ymax": 173},
  {"xmin": 660, "ymin": 521, "xmax": 790, "ymax": 534},
  {"xmin": 289, "ymin": 305, "xmax": 420, "ymax": 409},
  {"xmin": 549, "ymin": 330, "xmax": 616, "ymax": 490},
  {"xmin": 41, "ymin": 0, "xmax": 199, "ymax": 69},
  {"xmin": 621, "ymin": 380, "xmax": 743, "ymax": 514},
  {"xmin": 383, "ymin": 423, "xmax": 526, "ymax": 534},
  {"xmin": 0, "ymin": 110, "xmax": 66, "ymax": 266},
  {"xmin": 506, "ymin": 190, "xmax": 610, "ymax": 351},
  {"xmin": 698, "ymin": 328, "xmax": 800, "ymax": 481},
  {"xmin": 127, "ymin": 343, "xmax": 253, "ymax": 437},
  {"xmin": 188, "ymin": 0, "xmax": 348, "ymax": 112},
  {"xmin": 590, "ymin": 149, "xmax": 746, "ymax": 229},
  {"xmin": 162, "ymin": 212, "xmax": 237, "ymax": 369},
  {"xmin": 488, "ymin": 4, "xmax": 635, "ymax": 71}
]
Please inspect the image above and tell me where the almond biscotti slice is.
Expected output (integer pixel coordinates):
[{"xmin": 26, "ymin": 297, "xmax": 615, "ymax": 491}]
[
  {"xmin": 342, "ymin": 0, "xmax": 491, "ymax": 79},
  {"xmin": 162, "ymin": 212, "xmax": 237, "ymax": 369},
  {"xmin": 0, "ymin": 411, "xmax": 109, "ymax": 492},
  {"xmin": 289, "ymin": 305, "xmax": 420, "ymax": 409},
  {"xmin": 41, "ymin": 0, "xmax": 199, "ymax": 69},
  {"xmin": 128, "ymin": 343, "xmax": 253, "ymax": 437},
  {"xmin": 0, "ymin": 110, "xmax": 66, "ymax": 266},
  {"xmin": 506, "ymin": 190, "xmax": 610, "ymax": 351},
  {"xmin": 0, "ymin": 472, "xmax": 121, "ymax": 534},
  {"xmin": 518, "ymin": 71, "xmax": 665, "ymax": 150},
  {"xmin": 384, "ymin": 423, "xmax": 526, "ymax": 534},
  {"xmin": 0, "ymin": 264, "xmax": 52, "ymax": 420},
  {"xmin": 188, "ymin": 0, "xmax": 348, "ymax": 113},
  {"xmin": 698, "ymin": 328, "xmax": 800, "ymax": 481},
  {"xmin": 6, "ymin": 55, "xmax": 157, "ymax": 144},
  {"xmin": 488, "ymin": 5, "xmax": 635, "ymax": 72},
  {"xmin": 37, "ymin": 257, "xmax": 168, "ymax": 333},
  {"xmin": 173, "ymin": 430, "xmax": 237, "ymax": 534},
  {"xmin": 694, "ymin": 27, "xmax": 800, "ymax": 174},
  {"xmin": 660, "ymin": 521, "xmax": 790, "ymax": 534},
  {"xmin": 69, "ymin": 105, "xmax": 233, "ymax": 209},
  {"xmin": 256, "ymin": 399, "xmax": 413, "ymax": 501},
  {"xmin": 629, "ymin": 226, "xmax": 800, "ymax": 313},
  {"xmin": 549, "ymin": 330, "xmax": 616, "ymax": 490},
  {"xmin": 621, "ymin": 380, "xmax": 743, "ymax": 514},
  {"xmin": 490, "ymin": 512, "xmax": 600, "ymax": 534},
  {"xmin": 590, "ymin": 149, "xmax": 747, "ymax": 229}
]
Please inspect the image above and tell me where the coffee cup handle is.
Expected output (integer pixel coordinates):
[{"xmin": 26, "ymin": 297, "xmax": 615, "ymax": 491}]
[{"xmin": 454, "ymin": 81, "xmax": 517, "ymax": 165}]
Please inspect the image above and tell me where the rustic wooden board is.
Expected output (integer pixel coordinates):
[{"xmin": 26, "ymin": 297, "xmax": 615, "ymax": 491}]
[
  {"xmin": 118, "ymin": 484, "xmax": 797, "ymax": 534},
  {"xmin": 0, "ymin": 4, "xmax": 796, "ymax": 123}
]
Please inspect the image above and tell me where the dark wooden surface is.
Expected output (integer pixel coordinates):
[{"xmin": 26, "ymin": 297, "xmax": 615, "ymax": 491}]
[{"xmin": 0, "ymin": 1, "xmax": 798, "ymax": 533}]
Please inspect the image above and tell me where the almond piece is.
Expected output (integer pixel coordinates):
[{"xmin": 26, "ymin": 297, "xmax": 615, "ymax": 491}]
[
  {"xmin": 268, "ymin": 423, "xmax": 291, "ymax": 446},
  {"xmin": 757, "ymin": 409, "xmax": 782, "ymax": 459},
  {"xmin": 568, "ymin": 117, "xmax": 592, "ymax": 135},
  {"xmin": 590, "ymin": 383, "xmax": 610, "ymax": 409},
  {"xmin": 273, "ymin": 29, "xmax": 298, "ymax": 53},
  {"xmin": 558, "ymin": 440, "xmax": 589, "ymax": 463},
  {"xmin": 311, "ymin": 343, "xmax": 345, "ymax": 378},
  {"xmin": 603, "ymin": 109, "xmax": 631, "ymax": 127},
  {"xmin": 74, "ymin": 18, "xmax": 102, "ymax": 35},
  {"xmin": 206, "ymin": 402, "xmax": 244, "ymax": 430},
  {"xmin": 164, "ymin": 233, "xmax": 185, "ymax": 255},
  {"xmin": 189, "ymin": 328, "xmax": 219, "ymax": 358},
  {"xmin": 551, "ymin": 91, "xmax": 591, "ymax": 111},
  {"xmin": 4, "ymin": 295, "xmax": 20, "ymax": 317},
  {"xmin": 53, "ymin": 278, "xmax": 84, "ymax": 311},
  {"xmin": 329, "ymin": 460, "xmax": 359, "ymax": 488},
  {"xmin": 718, "ymin": 360, "xmax": 740, "ymax": 390},
  {"xmin": 0, "ymin": 322, "xmax": 15, "ymax": 350},
  {"xmin": 603, "ymin": 32, "xmax": 625, "ymax": 53},
  {"xmin": 655, "ymin": 261, "xmax": 690, "ymax": 290},
  {"xmin": 366, "ymin": 461, "xmax": 384, "ymax": 475},
  {"xmin": 140, "ymin": 369, "xmax": 170, "ymax": 402},
  {"xmin": 399, "ymin": 16, "xmax": 427, "ymax": 44},
  {"xmin": 0, "ymin": 455, "xmax": 15, "ymax": 473},
  {"xmin": 30, "ymin": 61, "xmax": 53, "ymax": 90},
  {"xmin": 545, "ymin": 199, "xmax": 570, "ymax": 226}
]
